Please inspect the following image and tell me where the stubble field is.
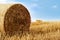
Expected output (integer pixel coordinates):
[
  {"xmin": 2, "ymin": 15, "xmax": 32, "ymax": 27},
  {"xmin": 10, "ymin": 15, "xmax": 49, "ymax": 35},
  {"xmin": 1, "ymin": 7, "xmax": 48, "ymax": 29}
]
[{"xmin": 0, "ymin": 20, "xmax": 60, "ymax": 40}]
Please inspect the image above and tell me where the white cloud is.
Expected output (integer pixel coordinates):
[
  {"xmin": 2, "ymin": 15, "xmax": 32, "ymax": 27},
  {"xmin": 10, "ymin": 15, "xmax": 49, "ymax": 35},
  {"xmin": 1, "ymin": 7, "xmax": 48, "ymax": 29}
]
[
  {"xmin": 52, "ymin": 5, "xmax": 58, "ymax": 9},
  {"xmin": 0, "ymin": 0, "xmax": 18, "ymax": 3},
  {"xmin": 31, "ymin": 0, "xmax": 39, "ymax": 2},
  {"xmin": 0, "ymin": 0, "xmax": 6, "ymax": 2},
  {"xmin": 0, "ymin": 0, "xmax": 7, "ymax": 3},
  {"xmin": 30, "ymin": 3, "xmax": 38, "ymax": 8}
]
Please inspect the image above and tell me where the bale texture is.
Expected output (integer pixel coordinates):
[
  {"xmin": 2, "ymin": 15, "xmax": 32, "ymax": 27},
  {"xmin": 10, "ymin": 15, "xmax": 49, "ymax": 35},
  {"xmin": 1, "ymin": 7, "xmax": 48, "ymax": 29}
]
[{"xmin": 0, "ymin": 4, "xmax": 31, "ymax": 36}]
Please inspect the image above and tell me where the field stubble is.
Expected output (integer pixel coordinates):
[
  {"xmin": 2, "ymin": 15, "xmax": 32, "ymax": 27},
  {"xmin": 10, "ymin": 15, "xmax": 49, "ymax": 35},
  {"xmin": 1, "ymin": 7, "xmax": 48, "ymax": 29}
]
[{"xmin": 0, "ymin": 20, "xmax": 60, "ymax": 40}]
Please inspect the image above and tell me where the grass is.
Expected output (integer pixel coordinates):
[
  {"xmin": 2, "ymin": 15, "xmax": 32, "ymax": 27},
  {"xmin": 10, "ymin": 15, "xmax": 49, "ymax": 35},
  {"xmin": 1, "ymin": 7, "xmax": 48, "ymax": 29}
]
[{"xmin": 0, "ymin": 20, "xmax": 60, "ymax": 40}]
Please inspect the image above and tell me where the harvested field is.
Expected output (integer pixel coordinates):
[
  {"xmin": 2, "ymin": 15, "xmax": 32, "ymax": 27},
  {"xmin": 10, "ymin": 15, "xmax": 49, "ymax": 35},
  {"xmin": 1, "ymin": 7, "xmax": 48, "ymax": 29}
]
[{"xmin": 0, "ymin": 20, "xmax": 60, "ymax": 40}]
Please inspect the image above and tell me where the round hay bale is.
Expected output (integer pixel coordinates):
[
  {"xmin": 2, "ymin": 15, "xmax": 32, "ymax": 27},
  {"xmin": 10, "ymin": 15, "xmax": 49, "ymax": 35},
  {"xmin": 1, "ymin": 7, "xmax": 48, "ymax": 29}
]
[{"xmin": 0, "ymin": 4, "xmax": 31, "ymax": 36}]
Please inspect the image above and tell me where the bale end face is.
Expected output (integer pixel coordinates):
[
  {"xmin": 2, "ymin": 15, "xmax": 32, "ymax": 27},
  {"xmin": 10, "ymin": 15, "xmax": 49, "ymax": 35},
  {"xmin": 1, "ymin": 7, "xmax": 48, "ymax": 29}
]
[{"xmin": 4, "ymin": 4, "xmax": 31, "ymax": 36}]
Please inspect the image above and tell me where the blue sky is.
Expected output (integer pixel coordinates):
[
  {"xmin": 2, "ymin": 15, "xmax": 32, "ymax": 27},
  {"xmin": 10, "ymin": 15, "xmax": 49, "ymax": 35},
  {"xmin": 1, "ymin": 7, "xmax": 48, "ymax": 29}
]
[{"xmin": 0, "ymin": 0, "xmax": 60, "ymax": 21}]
